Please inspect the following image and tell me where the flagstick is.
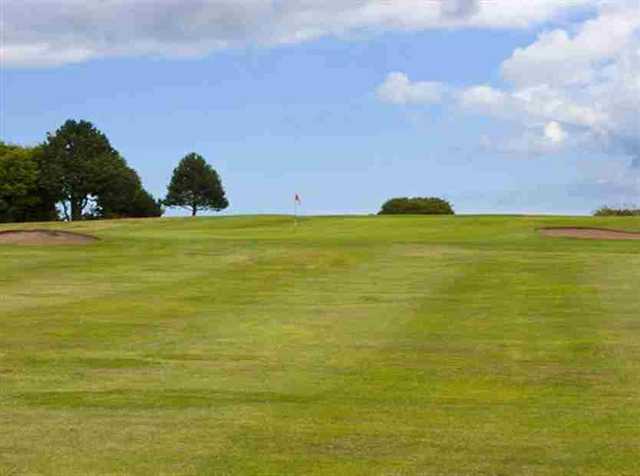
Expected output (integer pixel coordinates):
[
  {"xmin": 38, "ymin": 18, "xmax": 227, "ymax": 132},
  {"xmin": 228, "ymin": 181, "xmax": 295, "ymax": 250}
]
[{"xmin": 293, "ymin": 193, "xmax": 301, "ymax": 226}]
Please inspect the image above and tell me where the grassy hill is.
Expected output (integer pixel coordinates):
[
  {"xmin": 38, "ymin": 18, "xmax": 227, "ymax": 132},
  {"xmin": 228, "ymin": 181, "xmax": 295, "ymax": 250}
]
[{"xmin": 1, "ymin": 215, "xmax": 639, "ymax": 475}]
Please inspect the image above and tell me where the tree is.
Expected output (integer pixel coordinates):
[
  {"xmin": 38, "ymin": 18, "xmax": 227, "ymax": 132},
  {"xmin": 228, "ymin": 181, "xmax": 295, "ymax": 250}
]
[
  {"xmin": 164, "ymin": 153, "xmax": 228, "ymax": 216},
  {"xmin": 1, "ymin": 122, "xmax": 162, "ymax": 223},
  {"xmin": 126, "ymin": 189, "xmax": 164, "ymax": 218},
  {"xmin": 378, "ymin": 197, "xmax": 454, "ymax": 215},
  {"xmin": 95, "ymin": 166, "xmax": 163, "ymax": 218},
  {"xmin": 38, "ymin": 120, "xmax": 128, "ymax": 221},
  {"xmin": 0, "ymin": 143, "xmax": 57, "ymax": 222}
]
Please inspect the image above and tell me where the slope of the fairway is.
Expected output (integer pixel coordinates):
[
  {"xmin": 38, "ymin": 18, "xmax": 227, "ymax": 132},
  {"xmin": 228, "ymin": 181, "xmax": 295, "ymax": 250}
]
[{"xmin": 1, "ymin": 215, "xmax": 639, "ymax": 475}]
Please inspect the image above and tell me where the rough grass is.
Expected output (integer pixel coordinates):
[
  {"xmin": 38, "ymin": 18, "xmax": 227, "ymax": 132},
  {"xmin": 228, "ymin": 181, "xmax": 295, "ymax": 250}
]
[{"xmin": 1, "ymin": 215, "xmax": 639, "ymax": 475}]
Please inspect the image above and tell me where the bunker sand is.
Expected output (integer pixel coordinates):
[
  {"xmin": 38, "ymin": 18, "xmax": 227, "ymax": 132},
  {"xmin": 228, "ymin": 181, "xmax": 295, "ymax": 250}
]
[
  {"xmin": 0, "ymin": 229, "xmax": 98, "ymax": 245},
  {"xmin": 539, "ymin": 227, "xmax": 640, "ymax": 240}
]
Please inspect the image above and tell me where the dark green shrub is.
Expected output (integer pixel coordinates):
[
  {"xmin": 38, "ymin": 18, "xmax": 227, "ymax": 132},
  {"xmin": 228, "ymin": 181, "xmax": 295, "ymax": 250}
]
[
  {"xmin": 379, "ymin": 197, "xmax": 454, "ymax": 215},
  {"xmin": 594, "ymin": 206, "xmax": 640, "ymax": 216}
]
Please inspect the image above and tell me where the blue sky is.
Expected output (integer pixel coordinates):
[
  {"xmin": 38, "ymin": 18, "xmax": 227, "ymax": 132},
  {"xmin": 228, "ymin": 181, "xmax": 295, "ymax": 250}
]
[{"xmin": 2, "ymin": 0, "xmax": 639, "ymax": 215}]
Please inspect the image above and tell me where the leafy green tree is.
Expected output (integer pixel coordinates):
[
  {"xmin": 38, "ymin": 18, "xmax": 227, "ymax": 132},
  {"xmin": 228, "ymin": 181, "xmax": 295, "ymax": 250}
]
[
  {"xmin": 127, "ymin": 189, "xmax": 164, "ymax": 218},
  {"xmin": 38, "ymin": 120, "xmax": 128, "ymax": 221},
  {"xmin": 0, "ymin": 143, "xmax": 57, "ymax": 222},
  {"xmin": 164, "ymin": 153, "xmax": 228, "ymax": 216},
  {"xmin": 379, "ymin": 197, "xmax": 454, "ymax": 215},
  {"xmin": 2, "ymin": 123, "xmax": 161, "ymax": 223},
  {"xmin": 95, "ymin": 166, "xmax": 163, "ymax": 218}
]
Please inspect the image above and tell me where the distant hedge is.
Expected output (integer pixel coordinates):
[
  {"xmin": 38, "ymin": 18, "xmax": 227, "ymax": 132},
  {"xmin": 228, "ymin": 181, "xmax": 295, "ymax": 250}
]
[
  {"xmin": 594, "ymin": 206, "xmax": 640, "ymax": 216},
  {"xmin": 379, "ymin": 197, "xmax": 454, "ymax": 215}
]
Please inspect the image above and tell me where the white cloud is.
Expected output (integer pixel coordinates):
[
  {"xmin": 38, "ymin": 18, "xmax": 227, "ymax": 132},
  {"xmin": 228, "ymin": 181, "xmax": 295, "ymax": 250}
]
[
  {"xmin": 501, "ymin": 6, "xmax": 640, "ymax": 87},
  {"xmin": 377, "ymin": 72, "xmax": 447, "ymax": 105},
  {"xmin": 0, "ymin": 43, "xmax": 94, "ymax": 69},
  {"xmin": 377, "ymin": 2, "xmax": 640, "ymax": 163},
  {"xmin": 459, "ymin": 85, "xmax": 509, "ymax": 111},
  {"xmin": 478, "ymin": 125, "xmax": 579, "ymax": 157},
  {"xmin": 544, "ymin": 121, "xmax": 568, "ymax": 144},
  {"xmin": 0, "ymin": 0, "xmax": 598, "ymax": 68},
  {"xmin": 458, "ymin": 83, "xmax": 608, "ymax": 130}
]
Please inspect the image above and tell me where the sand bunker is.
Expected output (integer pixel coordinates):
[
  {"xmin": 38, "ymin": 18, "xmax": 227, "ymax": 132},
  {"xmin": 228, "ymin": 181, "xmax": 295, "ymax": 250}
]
[
  {"xmin": 539, "ymin": 227, "xmax": 640, "ymax": 241},
  {"xmin": 0, "ymin": 230, "xmax": 98, "ymax": 246}
]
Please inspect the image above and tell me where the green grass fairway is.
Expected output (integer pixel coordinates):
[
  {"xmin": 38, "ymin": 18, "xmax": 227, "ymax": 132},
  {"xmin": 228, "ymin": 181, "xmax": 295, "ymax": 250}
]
[{"xmin": 1, "ymin": 215, "xmax": 639, "ymax": 475}]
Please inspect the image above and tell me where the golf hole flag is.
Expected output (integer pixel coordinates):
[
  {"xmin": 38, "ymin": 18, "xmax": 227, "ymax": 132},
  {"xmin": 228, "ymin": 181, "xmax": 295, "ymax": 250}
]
[{"xmin": 293, "ymin": 193, "xmax": 302, "ymax": 224}]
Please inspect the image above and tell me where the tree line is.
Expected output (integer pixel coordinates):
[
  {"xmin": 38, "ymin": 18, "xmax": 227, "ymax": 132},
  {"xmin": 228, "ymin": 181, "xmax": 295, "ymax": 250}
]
[
  {"xmin": 0, "ymin": 120, "xmax": 228, "ymax": 223},
  {"xmin": 3, "ymin": 119, "xmax": 457, "ymax": 223}
]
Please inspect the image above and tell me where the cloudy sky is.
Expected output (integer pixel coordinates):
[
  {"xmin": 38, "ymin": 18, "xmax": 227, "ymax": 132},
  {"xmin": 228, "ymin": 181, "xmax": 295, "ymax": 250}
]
[{"xmin": 2, "ymin": 0, "xmax": 639, "ymax": 215}]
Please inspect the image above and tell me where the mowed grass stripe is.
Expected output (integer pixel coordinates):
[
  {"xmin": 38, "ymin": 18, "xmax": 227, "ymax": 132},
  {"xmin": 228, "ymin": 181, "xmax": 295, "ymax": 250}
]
[
  {"xmin": 2, "ymin": 242, "xmax": 464, "ymax": 474},
  {"xmin": 234, "ymin": 248, "xmax": 630, "ymax": 475}
]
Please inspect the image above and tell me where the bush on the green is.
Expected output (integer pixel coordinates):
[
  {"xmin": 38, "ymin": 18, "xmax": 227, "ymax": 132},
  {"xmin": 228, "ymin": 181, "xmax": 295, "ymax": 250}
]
[
  {"xmin": 594, "ymin": 206, "xmax": 640, "ymax": 217},
  {"xmin": 379, "ymin": 197, "xmax": 454, "ymax": 215}
]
